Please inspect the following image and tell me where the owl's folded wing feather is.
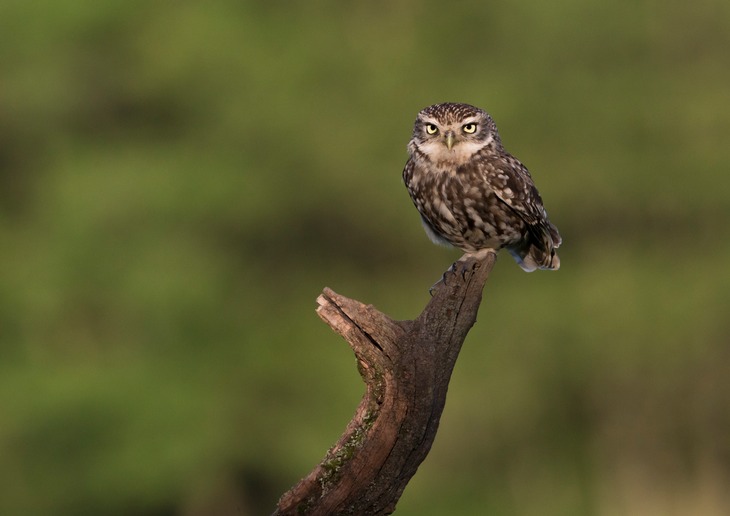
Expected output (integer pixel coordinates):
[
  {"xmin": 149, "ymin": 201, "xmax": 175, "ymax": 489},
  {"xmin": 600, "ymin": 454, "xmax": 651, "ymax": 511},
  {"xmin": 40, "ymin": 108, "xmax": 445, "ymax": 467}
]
[{"xmin": 479, "ymin": 155, "xmax": 562, "ymax": 251}]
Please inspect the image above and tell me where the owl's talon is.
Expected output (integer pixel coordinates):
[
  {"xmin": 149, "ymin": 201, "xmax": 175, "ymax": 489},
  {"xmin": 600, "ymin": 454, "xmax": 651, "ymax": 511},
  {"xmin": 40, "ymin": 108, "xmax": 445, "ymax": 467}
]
[
  {"xmin": 447, "ymin": 259, "xmax": 466, "ymax": 280},
  {"xmin": 429, "ymin": 268, "xmax": 452, "ymax": 296},
  {"xmin": 428, "ymin": 279, "xmax": 440, "ymax": 296}
]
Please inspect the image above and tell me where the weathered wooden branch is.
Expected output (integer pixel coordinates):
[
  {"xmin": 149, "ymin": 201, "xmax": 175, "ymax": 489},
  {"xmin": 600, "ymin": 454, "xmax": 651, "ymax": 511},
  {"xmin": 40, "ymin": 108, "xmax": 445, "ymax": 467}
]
[{"xmin": 273, "ymin": 251, "xmax": 497, "ymax": 516}]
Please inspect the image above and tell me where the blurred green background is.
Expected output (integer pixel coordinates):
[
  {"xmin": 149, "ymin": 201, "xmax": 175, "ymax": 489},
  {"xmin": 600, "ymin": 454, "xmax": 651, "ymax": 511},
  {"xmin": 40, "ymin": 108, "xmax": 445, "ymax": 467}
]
[{"xmin": 2, "ymin": 1, "xmax": 729, "ymax": 514}]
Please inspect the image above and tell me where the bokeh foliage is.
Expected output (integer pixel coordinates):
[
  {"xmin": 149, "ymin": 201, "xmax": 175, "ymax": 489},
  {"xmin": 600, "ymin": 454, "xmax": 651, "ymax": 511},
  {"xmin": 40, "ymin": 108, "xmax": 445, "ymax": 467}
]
[{"xmin": 1, "ymin": 1, "xmax": 729, "ymax": 514}]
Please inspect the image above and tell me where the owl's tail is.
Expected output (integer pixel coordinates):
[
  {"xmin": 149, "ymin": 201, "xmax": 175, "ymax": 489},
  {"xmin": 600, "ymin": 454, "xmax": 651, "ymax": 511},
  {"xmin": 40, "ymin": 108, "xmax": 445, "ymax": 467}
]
[{"xmin": 509, "ymin": 221, "xmax": 562, "ymax": 272}]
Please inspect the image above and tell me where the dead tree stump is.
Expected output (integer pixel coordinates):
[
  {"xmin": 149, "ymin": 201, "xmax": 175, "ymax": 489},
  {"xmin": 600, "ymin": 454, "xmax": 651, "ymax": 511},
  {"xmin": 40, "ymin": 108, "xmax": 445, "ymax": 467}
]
[{"xmin": 273, "ymin": 251, "xmax": 497, "ymax": 515}]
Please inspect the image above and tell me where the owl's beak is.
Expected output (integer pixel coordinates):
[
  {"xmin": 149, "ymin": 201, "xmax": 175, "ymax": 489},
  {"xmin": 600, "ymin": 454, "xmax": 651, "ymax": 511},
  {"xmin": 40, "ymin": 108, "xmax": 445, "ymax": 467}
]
[{"xmin": 445, "ymin": 131, "xmax": 455, "ymax": 150}]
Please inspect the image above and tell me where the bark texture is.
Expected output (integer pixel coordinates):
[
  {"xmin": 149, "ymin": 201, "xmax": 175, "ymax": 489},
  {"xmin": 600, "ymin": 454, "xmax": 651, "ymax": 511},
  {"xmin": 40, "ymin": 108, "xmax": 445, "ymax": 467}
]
[{"xmin": 273, "ymin": 252, "xmax": 497, "ymax": 515}]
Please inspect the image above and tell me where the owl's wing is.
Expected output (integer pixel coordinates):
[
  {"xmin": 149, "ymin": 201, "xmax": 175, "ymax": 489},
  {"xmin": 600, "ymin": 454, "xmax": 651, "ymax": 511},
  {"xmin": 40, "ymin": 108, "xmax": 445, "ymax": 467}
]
[{"xmin": 480, "ymin": 155, "xmax": 562, "ymax": 248}]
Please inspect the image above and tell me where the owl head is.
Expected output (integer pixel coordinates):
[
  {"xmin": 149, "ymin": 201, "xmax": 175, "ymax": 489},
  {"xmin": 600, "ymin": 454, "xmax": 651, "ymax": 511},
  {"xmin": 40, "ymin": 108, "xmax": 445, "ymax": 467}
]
[{"xmin": 410, "ymin": 102, "xmax": 501, "ymax": 165}]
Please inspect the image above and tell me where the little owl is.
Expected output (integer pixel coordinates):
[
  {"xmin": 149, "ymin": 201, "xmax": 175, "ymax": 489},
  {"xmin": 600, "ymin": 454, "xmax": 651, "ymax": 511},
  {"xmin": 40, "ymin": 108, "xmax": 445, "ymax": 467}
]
[{"xmin": 403, "ymin": 102, "xmax": 561, "ymax": 271}]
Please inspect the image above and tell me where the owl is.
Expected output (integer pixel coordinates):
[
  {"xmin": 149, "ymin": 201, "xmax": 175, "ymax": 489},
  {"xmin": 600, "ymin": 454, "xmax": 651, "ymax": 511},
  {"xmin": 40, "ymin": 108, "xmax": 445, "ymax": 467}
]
[{"xmin": 403, "ymin": 102, "xmax": 561, "ymax": 271}]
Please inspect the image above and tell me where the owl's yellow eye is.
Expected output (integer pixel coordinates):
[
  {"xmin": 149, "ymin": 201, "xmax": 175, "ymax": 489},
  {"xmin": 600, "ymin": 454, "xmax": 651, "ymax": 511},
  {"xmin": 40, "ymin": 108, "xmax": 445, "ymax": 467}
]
[
  {"xmin": 462, "ymin": 123, "xmax": 477, "ymax": 134},
  {"xmin": 425, "ymin": 124, "xmax": 439, "ymax": 135}
]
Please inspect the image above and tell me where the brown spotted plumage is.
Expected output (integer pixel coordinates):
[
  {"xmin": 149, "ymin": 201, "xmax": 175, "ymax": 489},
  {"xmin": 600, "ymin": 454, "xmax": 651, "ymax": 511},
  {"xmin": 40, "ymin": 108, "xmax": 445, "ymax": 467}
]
[{"xmin": 403, "ymin": 102, "xmax": 561, "ymax": 271}]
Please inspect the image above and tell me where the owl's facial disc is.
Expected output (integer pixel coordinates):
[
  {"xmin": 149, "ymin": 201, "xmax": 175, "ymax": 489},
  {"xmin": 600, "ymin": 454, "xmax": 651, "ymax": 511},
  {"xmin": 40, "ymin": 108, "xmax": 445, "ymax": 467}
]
[{"xmin": 414, "ymin": 120, "xmax": 490, "ymax": 166}]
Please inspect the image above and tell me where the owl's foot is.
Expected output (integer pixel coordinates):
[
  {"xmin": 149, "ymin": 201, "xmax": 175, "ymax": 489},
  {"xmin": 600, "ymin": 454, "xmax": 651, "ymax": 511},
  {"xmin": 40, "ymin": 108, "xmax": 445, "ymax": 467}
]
[
  {"xmin": 428, "ymin": 281, "xmax": 439, "ymax": 297},
  {"xmin": 428, "ymin": 262, "xmax": 472, "ymax": 295},
  {"xmin": 429, "ymin": 263, "xmax": 457, "ymax": 296},
  {"xmin": 461, "ymin": 248, "xmax": 497, "ymax": 263},
  {"xmin": 429, "ymin": 250, "xmax": 497, "ymax": 296},
  {"xmin": 455, "ymin": 250, "xmax": 496, "ymax": 277}
]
